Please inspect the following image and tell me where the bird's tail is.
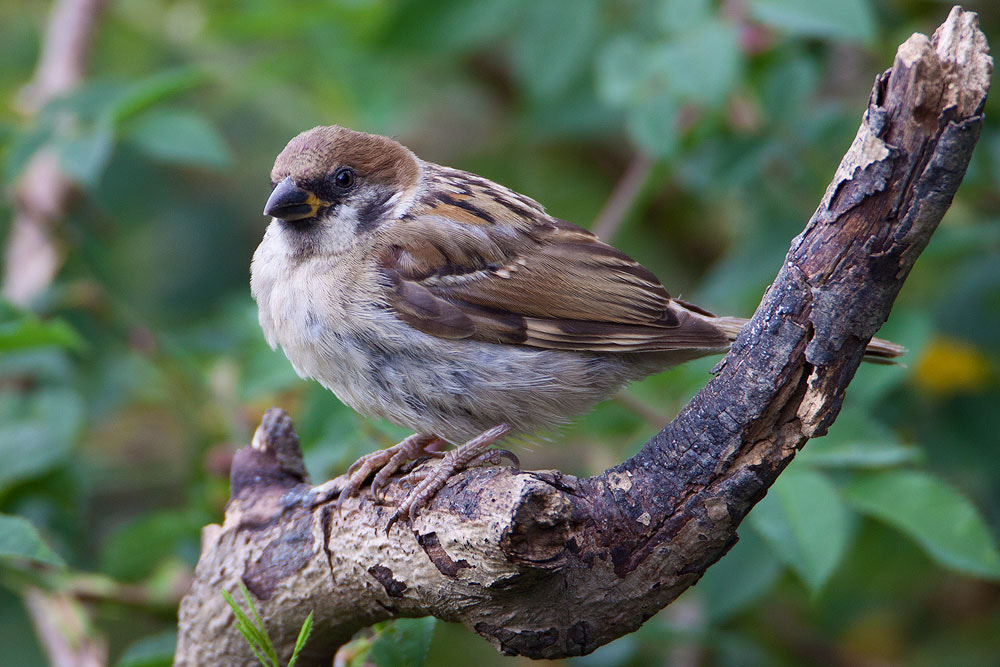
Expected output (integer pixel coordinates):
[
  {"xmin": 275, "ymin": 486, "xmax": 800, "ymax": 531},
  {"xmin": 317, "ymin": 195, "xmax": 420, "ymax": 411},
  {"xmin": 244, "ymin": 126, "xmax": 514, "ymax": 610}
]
[{"xmin": 710, "ymin": 316, "xmax": 905, "ymax": 363}]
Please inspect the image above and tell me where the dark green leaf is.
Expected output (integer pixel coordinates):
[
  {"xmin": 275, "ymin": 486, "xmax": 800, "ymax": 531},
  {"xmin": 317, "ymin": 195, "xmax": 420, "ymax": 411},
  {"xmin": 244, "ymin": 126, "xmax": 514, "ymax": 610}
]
[
  {"xmin": 99, "ymin": 512, "xmax": 200, "ymax": 581},
  {"xmin": 749, "ymin": 466, "xmax": 850, "ymax": 593},
  {"xmin": 370, "ymin": 617, "xmax": 436, "ymax": 667},
  {"xmin": 0, "ymin": 513, "xmax": 64, "ymax": 567},
  {"xmin": 845, "ymin": 470, "xmax": 1000, "ymax": 580},
  {"xmin": 114, "ymin": 631, "xmax": 177, "ymax": 667},
  {"xmin": 382, "ymin": 0, "xmax": 525, "ymax": 54}
]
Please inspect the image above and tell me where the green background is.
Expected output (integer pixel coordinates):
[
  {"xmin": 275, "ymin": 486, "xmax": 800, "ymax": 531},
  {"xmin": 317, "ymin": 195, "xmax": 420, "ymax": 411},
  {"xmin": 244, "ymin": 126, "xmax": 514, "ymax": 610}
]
[{"xmin": 1, "ymin": 1, "xmax": 998, "ymax": 665}]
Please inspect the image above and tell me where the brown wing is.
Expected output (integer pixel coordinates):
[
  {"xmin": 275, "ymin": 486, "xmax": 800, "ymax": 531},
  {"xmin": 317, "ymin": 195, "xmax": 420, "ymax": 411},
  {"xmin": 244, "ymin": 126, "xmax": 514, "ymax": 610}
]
[{"xmin": 377, "ymin": 184, "xmax": 729, "ymax": 353}]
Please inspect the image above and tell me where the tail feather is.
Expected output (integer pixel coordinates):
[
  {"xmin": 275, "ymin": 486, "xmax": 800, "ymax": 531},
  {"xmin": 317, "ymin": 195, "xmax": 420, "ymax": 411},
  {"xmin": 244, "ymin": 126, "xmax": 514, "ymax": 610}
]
[{"xmin": 708, "ymin": 315, "xmax": 905, "ymax": 363}]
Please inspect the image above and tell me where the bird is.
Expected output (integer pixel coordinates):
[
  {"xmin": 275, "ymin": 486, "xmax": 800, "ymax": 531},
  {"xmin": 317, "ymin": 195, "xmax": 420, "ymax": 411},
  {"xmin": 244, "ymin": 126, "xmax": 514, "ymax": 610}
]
[{"xmin": 251, "ymin": 125, "xmax": 903, "ymax": 525}]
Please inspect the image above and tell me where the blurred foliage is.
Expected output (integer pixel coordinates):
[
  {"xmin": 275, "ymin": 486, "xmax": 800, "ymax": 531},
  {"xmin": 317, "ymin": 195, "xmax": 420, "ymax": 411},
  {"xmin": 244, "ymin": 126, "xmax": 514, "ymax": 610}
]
[{"xmin": 0, "ymin": 0, "xmax": 998, "ymax": 665}]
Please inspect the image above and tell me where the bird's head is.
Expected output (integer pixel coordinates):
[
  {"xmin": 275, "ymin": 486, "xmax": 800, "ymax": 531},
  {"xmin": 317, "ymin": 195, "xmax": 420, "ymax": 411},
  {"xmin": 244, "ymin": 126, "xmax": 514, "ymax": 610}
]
[{"xmin": 264, "ymin": 126, "xmax": 420, "ymax": 241}]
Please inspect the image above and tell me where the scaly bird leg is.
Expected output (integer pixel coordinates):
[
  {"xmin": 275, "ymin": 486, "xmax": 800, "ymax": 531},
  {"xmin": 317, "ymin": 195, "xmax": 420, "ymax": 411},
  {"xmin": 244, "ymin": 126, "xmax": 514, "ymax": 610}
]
[
  {"xmin": 387, "ymin": 424, "xmax": 514, "ymax": 530},
  {"xmin": 336, "ymin": 432, "xmax": 441, "ymax": 509},
  {"xmin": 401, "ymin": 448, "xmax": 520, "ymax": 486},
  {"xmin": 370, "ymin": 437, "xmax": 446, "ymax": 503}
]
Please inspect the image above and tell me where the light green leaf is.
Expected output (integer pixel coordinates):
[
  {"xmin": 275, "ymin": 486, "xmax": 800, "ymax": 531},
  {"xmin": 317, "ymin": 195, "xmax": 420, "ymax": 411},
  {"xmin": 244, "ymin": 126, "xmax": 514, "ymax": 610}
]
[
  {"xmin": 0, "ymin": 311, "xmax": 85, "ymax": 352},
  {"xmin": 288, "ymin": 611, "xmax": 313, "ymax": 667},
  {"xmin": 0, "ymin": 513, "xmax": 64, "ymax": 567},
  {"xmin": 655, "ymin": 0, "xmax": 712, "ymax": 34},
  {"xmin": 510, "ymin": 0, "xmax": 599, "ymax": 99},
  {"xmin": 798, "ymin": 439, "xmax": 924, "ymax": 469},
  {"xmin": 0, "ymin": 388, "xmax": 84, "ymax": 493},
  {"xmin": 651, "ymin": 19, "xmax": 742, "ymax": 107},
  {"xmin": 125, "ymin": 109, "xmax": 232, "ymax": 168},
  {"xmin": 596, "ymin": 36, "xmax": 647, "ymax": 106},
  {"xmin": 626, "ymin": 93, "xmax": 679, "ymax": 158},
  {"xmin": 845, "ymin": 470, "xmax": 1000, "ymax": 580},
  {"xmin": 749, "ymin": 466, "xmax": 850, "ymax": 593},
  {"xmin": 3, "ymin": 121, "xmax": 54, "ymax": 184},
  {"xmin": 56, "ymin": 120, "xmax": 115, "ymax": 188},
  {"xmin": 369, "ymin": 617, "xmax": 436, "ymax": 667},
  {"xmin": 747, "ymin": 0, "xmax": 875, "ymax": 43},
  {"xmin": 107, "ymin": 68, "xmax": 212, "ymax": 125}
]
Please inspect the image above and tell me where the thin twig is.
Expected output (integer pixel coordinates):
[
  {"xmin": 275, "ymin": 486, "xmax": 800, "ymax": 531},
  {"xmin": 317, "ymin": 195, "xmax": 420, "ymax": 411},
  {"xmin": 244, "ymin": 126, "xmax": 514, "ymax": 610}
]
[
  {"xmin": 23, "ymin": 588, "xmax": 107, "ymax": 667},
  {"xmin": 2, "ymin": 0, "xmax": 106, "ymax": 306},
  {"xmin": 591, "ymin": 152, "xmax": 656, "ymax": 241}
]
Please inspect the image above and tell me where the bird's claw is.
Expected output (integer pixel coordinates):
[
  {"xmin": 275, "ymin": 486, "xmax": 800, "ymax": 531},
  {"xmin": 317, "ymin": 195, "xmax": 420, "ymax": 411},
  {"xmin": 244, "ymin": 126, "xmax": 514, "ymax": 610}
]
[{"xmin": 337, "ymin": 433, "xmax": 441, "ymax": 509}]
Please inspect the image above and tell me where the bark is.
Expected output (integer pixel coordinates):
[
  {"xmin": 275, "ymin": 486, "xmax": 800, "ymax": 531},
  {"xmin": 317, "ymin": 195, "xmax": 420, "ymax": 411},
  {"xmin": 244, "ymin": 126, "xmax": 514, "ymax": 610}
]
[{"xmin": 175, "ymin": 8, "xmax": 992, "ymax": 665}]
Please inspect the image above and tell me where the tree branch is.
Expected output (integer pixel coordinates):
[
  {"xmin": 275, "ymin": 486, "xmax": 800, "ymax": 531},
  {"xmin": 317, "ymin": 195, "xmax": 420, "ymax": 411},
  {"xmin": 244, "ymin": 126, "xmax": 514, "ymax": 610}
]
[
  {"xmin": 175, "ymin": 8, "xmax": 991, "ymax": 665},
  {"xmin": 2, "ymin": 0, "xmax": 106, "ymax": 306}
]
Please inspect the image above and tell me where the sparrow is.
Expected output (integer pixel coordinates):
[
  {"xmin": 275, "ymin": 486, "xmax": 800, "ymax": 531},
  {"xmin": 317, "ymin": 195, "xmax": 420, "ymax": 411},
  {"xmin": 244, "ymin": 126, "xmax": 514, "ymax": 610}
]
[{"xmin": 251, "ymin": 125, "xmax": 903, "ymax": 525}]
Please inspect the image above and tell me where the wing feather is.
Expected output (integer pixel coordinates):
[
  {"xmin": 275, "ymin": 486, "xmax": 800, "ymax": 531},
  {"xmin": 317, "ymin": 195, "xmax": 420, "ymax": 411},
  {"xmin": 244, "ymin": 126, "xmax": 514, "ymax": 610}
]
[{"xmin": 377, "ymin": 172, "xmax": 730, "ymax": 353}]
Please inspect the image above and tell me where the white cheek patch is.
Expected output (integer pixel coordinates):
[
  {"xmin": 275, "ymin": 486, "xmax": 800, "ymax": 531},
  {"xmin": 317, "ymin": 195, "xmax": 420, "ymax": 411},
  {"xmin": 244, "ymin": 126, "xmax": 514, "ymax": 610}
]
[{"xmin": 319, "ymin": 206, "xmax": 363, "ymax": 255}]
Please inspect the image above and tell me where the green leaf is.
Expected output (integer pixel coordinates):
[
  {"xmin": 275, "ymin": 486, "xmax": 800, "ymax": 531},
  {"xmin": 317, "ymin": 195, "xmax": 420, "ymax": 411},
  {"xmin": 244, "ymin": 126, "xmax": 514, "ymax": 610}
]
[
  {"xmin": 798, "ymin": 439, "xmax": 924, "ymax": 469},
  {"xmin": 2, "ymin": 120, "xmax": 54, "ymax": 184},
  {"xmin": 651, "ymin": 19, "xmax": 742, "ymax": 106},
  {"xmin": 0, "ymin": 311, "xmax": 85, "ymax": 352},
  {"xmin": 382, "ymin": 0, "xmax": 525, "ymax": 54},
  {"xmin": 510, "ymin": 0, "xmax": 599, "ymax": 99},
  {"xmin": 125, "ymin": 109, "xmax": 231, "ymax": 168},
  {"xmin": 0, "ymin": 388, "xmax": 83, "ymax": 493},
  {"xmin": 596, "ymin": 36, "xmax": 647, "ymax": 106},
  {"xmin": 0, "ymin": 513, "xmax": 64, "ymax": 567},
  {"xmin": 695, "ymin": 527, "xmax": 783, "ymax": 622},
  {"xmin": 626, "ymin": 93, "xmax": 680, "ymax": 158},
  {"xmin": 56, "ymin": 119, "xmax": 115, "ymax": 188},
  {"xmin": 288, "ymin": 611, "xmax": 313, "ymax": 667},
  {"xmin": 369, "ymin": 617, "xmax": 437, "ymax": 667},
  {"xmin": 114, "ymin": 631, "xmax": 177, "ymax": 667},
  {"xmin": 655, "ymin": 0, "xmax": 712, "ymax": 34},
  {"xmin": 749, "ymin": 466, "xmax": 850, "ymax": 593},
  {"xmin": 241, "ymin": 583, "xmax": 279, "ymax": 665},
  {"xmin": 747, "ymin": 0, "xmax": 875, "ymax": 43},
  {"xmin": 107, "ymin": 68, "xmax": 212, "ymax": 125},
  {"xmin": 222, "ymin": 588, "xmax": 275, "ymax": 667},
  {"xmin": 99, "ymin": 512, "xmax": 199, "ymax": 581},
  {"xmin": 845, "ymin": 470, "xmax": 1000, "ymax": 580}
]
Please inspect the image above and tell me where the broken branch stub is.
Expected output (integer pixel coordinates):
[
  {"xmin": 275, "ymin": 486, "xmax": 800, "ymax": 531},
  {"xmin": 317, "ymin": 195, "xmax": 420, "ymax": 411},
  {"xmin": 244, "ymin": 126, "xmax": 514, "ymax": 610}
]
[{"xmin": 175, "ymin": 8, "xmax": 991, "ymax": 665}]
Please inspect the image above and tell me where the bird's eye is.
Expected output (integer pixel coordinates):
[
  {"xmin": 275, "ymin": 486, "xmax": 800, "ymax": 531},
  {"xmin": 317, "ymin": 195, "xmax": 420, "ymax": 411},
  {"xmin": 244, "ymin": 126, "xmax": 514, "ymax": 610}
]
[{"xmin": 333, "ymin": 167, "xmax": 356, "ymax": 190}]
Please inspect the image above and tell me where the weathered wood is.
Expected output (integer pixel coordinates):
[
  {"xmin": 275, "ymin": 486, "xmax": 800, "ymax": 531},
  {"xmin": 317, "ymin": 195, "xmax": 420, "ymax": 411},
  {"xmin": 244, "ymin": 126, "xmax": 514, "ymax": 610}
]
[{"xmin": 175, "ymin": 8, "xmax": 991, "ymax": 665}]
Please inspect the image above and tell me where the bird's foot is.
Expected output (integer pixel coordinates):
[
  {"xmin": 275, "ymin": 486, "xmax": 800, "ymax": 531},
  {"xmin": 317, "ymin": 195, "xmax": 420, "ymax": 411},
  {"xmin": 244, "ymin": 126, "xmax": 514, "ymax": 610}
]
[
  {"xmin": 386, "ymin": 424, "xmax": 514, "ymax": 531},
  {"xmin": 335, "ymin": 432, "xmax": 444, "ymax": 509}
]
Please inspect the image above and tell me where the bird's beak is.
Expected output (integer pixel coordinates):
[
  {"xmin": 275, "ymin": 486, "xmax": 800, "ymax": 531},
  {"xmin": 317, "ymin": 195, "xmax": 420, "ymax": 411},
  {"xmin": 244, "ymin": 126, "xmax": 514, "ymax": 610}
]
[{"xmin": 263, "ymin": 177, "xmax": 329, "ymax": 221}]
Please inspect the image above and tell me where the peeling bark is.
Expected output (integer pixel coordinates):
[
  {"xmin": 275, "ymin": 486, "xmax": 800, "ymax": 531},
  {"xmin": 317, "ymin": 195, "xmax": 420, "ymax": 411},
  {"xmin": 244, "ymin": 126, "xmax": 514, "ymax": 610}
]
[{"xmin": 175, "ymin": 8, "xmax": 992, "ymax": 665}]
